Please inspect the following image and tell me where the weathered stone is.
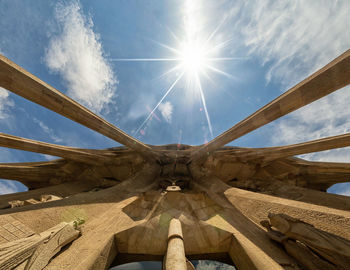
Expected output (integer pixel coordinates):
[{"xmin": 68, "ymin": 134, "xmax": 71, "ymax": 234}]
[
  {"xmin": 0, "ymin": 222, "xmax": 80, "ymax": 270},
  {"xmin": 0, "ymin": 49, "xmax": 350, "ymax": 270}
]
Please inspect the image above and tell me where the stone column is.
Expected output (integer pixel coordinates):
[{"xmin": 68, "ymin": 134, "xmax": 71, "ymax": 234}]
[{"xmin": 165, "ymin": 218, "xmax": 187, "ymax": 270}]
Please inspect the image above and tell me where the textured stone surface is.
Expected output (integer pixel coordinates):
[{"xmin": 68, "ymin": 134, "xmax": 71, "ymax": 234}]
[{"xmin": 0, "ymin": 50, "xmax": 350, "ymax": 269}]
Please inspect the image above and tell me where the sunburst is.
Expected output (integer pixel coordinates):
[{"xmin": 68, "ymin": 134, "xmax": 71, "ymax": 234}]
[{"xmin": 111, "ymin": 1, "xmax": 242, "ymax": 140}]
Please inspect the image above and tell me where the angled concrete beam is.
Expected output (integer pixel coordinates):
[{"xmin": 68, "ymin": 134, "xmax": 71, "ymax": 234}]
[
  {"xmin": 0, "ymin": 163, "xmax": 62, "ymax": 182},
  {"xmin": 297, "ymin": 160, "xmax": 350, "ymax": 174},
  {"xmin": 237, "ymin": 133, "xmax": 350, "ymax": 163},
  {"xmin": 0, "ymin": 133, "xmax": 110, "ymax": 165},
  {"xmin": 0, "ymin": 181, "xmax": 97, "ymax": 209},
  {"xmin": 306, "ymin": 172, "xmax": 350, "ymax": 182},
  {"xmin": 191, "ymin": 49, "xmax": 350, "ymax": 161},
  {"xmin": 302, "ymin": 172, "xmax": 350, "ymax": 190},
  {"xmin": 0, "ymin": 160, "xmax": 86, "ymax": 190},
  {"xmin": 0, "ymin": 55, "xmax": 152, "ymax": 157}
]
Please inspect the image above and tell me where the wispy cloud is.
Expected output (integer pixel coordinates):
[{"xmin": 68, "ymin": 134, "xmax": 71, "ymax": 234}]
[
  {"xmin": 45, "ymin": 0, "xmax": 117, "ymax": 113},
  {"xmin": 33, "ymin": 117, "xmax": 63, "ymax": 143},
  {"xmin": 196, "ymin": 260, "xmax": 235, "ymax": 270},
  {"xmin": 0, "ymin": 180, "xmax": 21, "ymax": 195},
  {"xmin": 272, "ymin": 86, "xmax": 350, "ymax": 162},
  {"xmin": 42, "ymin": 154, "xmax": 58, "ymax": 161},
  {"xmin": 127, "ymin": 94, "xmax": 156, "ymax": 120},
  {"xmin": 229, "ymin": 1, "xmax": 350, "ymax": 163},
  {"xmin": 0, "ymin": 87, "xmax": 14, "ymax": 120},
  {"xmin": 158, "ymin": 101, "xmax": 173, "ymax": 123},
  {"xmin": 236, "ymin": 0, "xmax": 350, "ymax": 87}
]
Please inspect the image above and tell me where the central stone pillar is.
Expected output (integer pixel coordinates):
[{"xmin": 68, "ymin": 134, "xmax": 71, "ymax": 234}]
[{"xmin": 165, "ymin": 218, "xmax": 187, "ymax": 270}]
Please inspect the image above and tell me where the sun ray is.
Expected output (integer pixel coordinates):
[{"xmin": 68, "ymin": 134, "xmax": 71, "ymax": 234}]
[
  {"xmin": 205, "ymin": 64, "xmax": 237, "ymax": 80},
  {"xmin": 201, "ymin": 69, "xmax": 215, "ymax": 84},
  {"xmin": 196, "ymin": 74, "xmax": 214, "ymax": 139},
  {"xmin": 203, "ymin": 15, "xmax": 228, "ymax": 47},
  {"xmin": 205, "ymin": 38, "xmax": 235, "ymax": 55},
  {"xmin": 149, "ymin": 39, "xmax": 181, "ymax": 55},
  {"xmin": 155, "ymin": 64, "xmax": 183, "ymax": 81},
  {"xmin": 110, "ymin": 58, "xmax": 179, "ymax": 62},
  {"xmin": 165, "ymin": 27, "xmax": 181, "ymax": 44},
  {"xmin": 208, "ymin": 57, "xmax": 246, "ymax": 61},
  {"xmin": 113, "ymin": 0, "xmax": 248, "ymax": 140},
  {"xmin": 134, "ymin": 72, "xmax": 184, "ymax": 136}
]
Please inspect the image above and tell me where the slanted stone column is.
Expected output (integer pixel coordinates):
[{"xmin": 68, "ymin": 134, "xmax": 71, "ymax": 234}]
[{"xmin": 165, "ymin": 218, "xmax": 187, "ymax": 270}]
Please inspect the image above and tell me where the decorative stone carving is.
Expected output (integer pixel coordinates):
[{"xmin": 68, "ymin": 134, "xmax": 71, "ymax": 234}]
[
  {"xmin": 262, "ymin": 213, "xmax": 350, "ymax": 270},
  {"xmin": 9, "ymin": 194, "xmax": 63, "ymax": 208},
  {"xmin": 0, "ymin": 221, "xmax": 81, "ymax": 270},
  {"xmin": 0, "ymin": 217, "xmax": 35, "ymax": 245}
]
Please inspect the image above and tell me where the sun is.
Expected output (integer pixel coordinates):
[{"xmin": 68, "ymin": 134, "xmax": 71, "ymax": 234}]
[
  {"xmin": 179, "ymin": 41, "xmax": 208, "ymax": 74},
  {"xmin": 111, "ymin": 35, "xmax": 236, "ymax": 139}
]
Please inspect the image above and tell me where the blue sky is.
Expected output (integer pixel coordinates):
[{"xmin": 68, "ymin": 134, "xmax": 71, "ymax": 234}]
[{"xmin": 1, "ymin": 0, "xmax": 350, "ymax": 197}]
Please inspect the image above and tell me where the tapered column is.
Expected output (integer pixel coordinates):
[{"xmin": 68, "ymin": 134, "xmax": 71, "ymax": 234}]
[{"xmin": 165, "ymin": 219, "xmax": 187, "ymax": 270}]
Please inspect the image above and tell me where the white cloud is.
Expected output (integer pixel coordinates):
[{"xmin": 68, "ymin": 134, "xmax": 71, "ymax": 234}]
[
  {"xmin": 271, "ymin": 85, "xmax": 350, "ymax": 162},
  {"xmin": 0, "ymin": 180, "xmax": 20, "ymax": 195},
  {"xmin": 236, "ymin": 0, "xmax": 350, "ymax": 87},
  {"xmin": 0, "ymin": 87, "xmax": 14, "ymax": 120},
  {"xmin": 196, "ymin": 260, "xmax": 235, "ymax": 270},
  {"xmin": 127, "ymin": 94, "xmax": 155, "ymax": 120},
  {"xmin": 228, "ymin": 1, "xmax": 350, "ymax": 163},
  {"xmin": 32, "ymin": 117, "xmax": 63, "ymax": 144},
  {"xmin": 42, "ymin": 154, "xmax": 58, "ymax": 161},
  {"xmin": 45, "ymin": 1, "xmax": 117, "ymax": 113},
  {"xmin": 158, "ymin": 101, "xmax": 173, "ymax": 123}
]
